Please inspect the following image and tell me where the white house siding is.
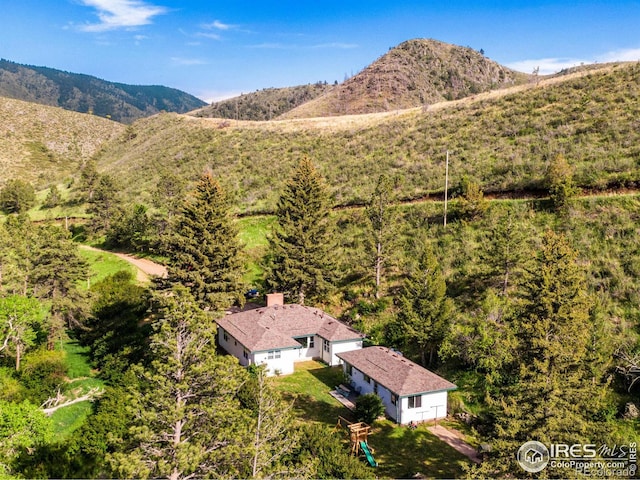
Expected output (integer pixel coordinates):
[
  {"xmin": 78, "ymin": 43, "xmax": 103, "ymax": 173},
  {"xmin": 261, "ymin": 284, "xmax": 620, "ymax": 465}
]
[
  {"xmin": 254, "ymin": 348, "xmax": 300, "ymax": 376},
  {"xmin": 346, "ymin": 364, "xmax": 375, "ymax": 395},
  {"xmin": 294, "ymin": 335, "xmax": 320, "ymax": 362},
  {"xmin": 345, "ymin": 365, "xmax": 399, "ymax": 421},
  {"xmin": 343, "ymin": 362, "xmax": 449, "ymax": 424},
  {"xmin": 328, "ymin": 339, "xmax": 363, "ymax": 366},
  {"xmin": 375, "ymin": 383, "xmax": 397, "ymax": 421},
  {"xmin": 218, "ymin": 328, "xmax": 251, "ymax": 367},
  {"xmin": 398, "ymin": 390, "xmax": 448, "ymax": 425}
]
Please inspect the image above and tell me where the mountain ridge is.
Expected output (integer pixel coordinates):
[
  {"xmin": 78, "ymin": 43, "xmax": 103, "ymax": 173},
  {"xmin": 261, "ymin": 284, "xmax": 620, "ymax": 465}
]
[
  {"xmin": 0, "ymin": 59, "xmax": 207, "ymax": 123},
  {"xmin": 279, "ymin": 38, "xmax": 531, "ymax": 118}
]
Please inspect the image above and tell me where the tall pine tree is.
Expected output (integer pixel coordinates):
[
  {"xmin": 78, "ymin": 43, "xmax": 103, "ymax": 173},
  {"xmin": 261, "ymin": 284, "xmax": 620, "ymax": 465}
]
[
  {"xmin": 165, "ymin": 173, "xmax": 245, "ymax": 311},
  {"xmin": 387, "ymin": 241, "xmax": 453, "ymax": 367},
  {"xmin": 108, "ymin": 286, "xmax": 251, "ymax": 479},
  {"xmin": 474, "ymin": 231, "xmax": 611, "ymax": 478},
  {"xmin": 366, "ymin": 174, "xmax": 396, "ymax": 299},
  {"xmin": 267, "ymin": 158, "xmax": 335, "ymax": 305}
]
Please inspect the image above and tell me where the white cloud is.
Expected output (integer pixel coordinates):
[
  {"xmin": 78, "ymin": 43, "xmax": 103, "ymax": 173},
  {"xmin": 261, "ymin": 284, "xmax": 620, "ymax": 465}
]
[
  {"xmin": 596, "ymin": 48, "xmax": 640, "ymax": 63},
  {"xmin": 195, "ymin": 32, "xmax": 221, "ymax": 40},
  {"xmin": 198, "ymin": 89, "xmax": 243, "ymax": 103},
  {"xmin": 506, "ymin": 57, "xmax": 587, "ymax": 75},
  {"xmin": 203, "ymin": 20, "xmax": 235, "ymax": 31},
  {"xmin": 507, "ymin": 47, "xmax": 640, "ymax": 75},
  {"xmin": 79, "ymin": 0, "xmax": 168, "ymax": 32},
  {"xmin": 170, "ymin": 57, "xmax": 207, "ymax": 66},
  {"xmin": 249, "ymin": 42, "xmax": 287, "ymax": 49}
]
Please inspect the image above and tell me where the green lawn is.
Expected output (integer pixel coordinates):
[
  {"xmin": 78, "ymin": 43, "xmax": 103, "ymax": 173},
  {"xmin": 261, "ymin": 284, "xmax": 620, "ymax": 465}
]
[
  {"xmin": 50, "ymin": 340, "xmax": 104, "ymax": 439},
  {"xmin": 236, "ymin": 215, "xmax": 276, "ymax": 286},
  {"xmin": 50, "ymin": 400, "xmax": 94, "ymax": 440},
  {"xmin": 274, "ymin": 361, "xmax": 473, "ymax": 478},
  {"xmin": 369, "ymin": 420, "xmax": 470, "ymax": 479},
  {"xmin": 78, "ymin": 247, "xmax": 136, "ymax": 288},
  {"xmin": 273, "ymin": 361, "xmax": 354, "ymax": 425}
]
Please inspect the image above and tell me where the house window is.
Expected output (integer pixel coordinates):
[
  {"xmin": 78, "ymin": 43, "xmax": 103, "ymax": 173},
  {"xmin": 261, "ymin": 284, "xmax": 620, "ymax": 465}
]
[
  {"xmin": 323, "ymin": 339, "xmax": 330, "ymax": 352},
  {"xmin": 243, "ymin": 349, "xmax": 249, "ymax": 359},
  {"xmin": 296, "ymin": 336, "xmax": 315, "ymax": 348},
  {"xmin": 223, "ymin": 331, "xmax": 229, "ymax": 342},
  {"xmin": 391, "ymin": 394, "xmax": 397, "ymax": 406},
  {"xmin": 267, "ymin": 350, "xmax": 281, "ymax": 359},
  {"xmin": 363, "ymin": 374, "xmax": 371, "ymax": 384},
  {"xmin": 345, "ymin": 364, "xmax": 353, "ymax": 376},
  {"xmin": 408, "ymin": 395, "xmax": 422, "ymax": 409},
  {"xmin": 373, "ymin": 382, "xmax": 378, "ymax": 394}
]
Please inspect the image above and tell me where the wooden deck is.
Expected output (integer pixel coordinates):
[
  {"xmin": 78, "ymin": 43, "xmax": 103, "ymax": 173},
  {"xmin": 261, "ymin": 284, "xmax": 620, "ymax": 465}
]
[{"xmin": 329, "ymin": 389, "xmax": 357, "ymax": 411}]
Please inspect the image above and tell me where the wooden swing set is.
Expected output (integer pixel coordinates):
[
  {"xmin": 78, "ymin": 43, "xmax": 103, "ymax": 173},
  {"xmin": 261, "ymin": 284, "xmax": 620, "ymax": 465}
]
[{"xmin": 336, "ymin": 416, "xmax": 373, "ymax": 456}]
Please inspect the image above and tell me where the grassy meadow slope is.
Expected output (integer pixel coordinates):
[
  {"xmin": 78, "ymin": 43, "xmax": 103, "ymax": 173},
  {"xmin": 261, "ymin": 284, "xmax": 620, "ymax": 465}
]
[
  {"xmin": 280, "ymin": 39, "xmax": 530, "ymax": 119},
  {"xmin": 0, "ymin": 96, "xmax": 125, "ymax": 188},
  {"xmin": 97, "ymin": 62, "xmax": 640, "ymax": 213}
]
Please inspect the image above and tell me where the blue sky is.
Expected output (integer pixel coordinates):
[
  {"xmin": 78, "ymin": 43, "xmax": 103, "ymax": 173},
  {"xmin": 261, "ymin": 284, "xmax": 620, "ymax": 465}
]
[{"xmin": 2, "ymin": 1, "xmax": 640, "ymax": 102}]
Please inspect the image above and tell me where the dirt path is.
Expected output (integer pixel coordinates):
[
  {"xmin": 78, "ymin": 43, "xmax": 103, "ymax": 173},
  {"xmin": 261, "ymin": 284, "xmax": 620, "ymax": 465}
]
[
  {"xmin": 80, "ymin": 245, "xmax": 168, "ymax": 283},
  {"xmin": 427, "ymin": 424, "xmax": 481, "ymax": 464}
]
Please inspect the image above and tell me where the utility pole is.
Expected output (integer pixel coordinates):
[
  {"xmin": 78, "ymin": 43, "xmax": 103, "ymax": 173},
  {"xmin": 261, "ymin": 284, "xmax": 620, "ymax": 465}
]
[{"xmin": 444, "ymin": 150, "xmax": 449, "ymax": 228}]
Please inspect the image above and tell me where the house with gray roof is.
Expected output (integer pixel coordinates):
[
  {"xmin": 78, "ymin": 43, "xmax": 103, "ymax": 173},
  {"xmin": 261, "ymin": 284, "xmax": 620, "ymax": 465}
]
[
  {"xmin": 337, "ymin": 346, "xmax": 457, "ymax": 424},
  {"xmin": 217, "ymin": 293, "xmax": 364, "ymax": 375}
]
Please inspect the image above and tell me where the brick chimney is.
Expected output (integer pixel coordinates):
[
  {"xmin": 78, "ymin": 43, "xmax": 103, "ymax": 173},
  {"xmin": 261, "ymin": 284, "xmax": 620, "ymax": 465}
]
[{"xmin": 266, "ymin": 293, "xmax": 284, "ymax": 307}]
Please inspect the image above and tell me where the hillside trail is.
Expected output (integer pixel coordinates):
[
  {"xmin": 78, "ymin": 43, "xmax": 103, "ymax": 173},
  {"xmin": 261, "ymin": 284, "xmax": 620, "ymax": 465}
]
[{"xmin": 79, "ymin": 245, "xmax": 167, "ymax": 283}]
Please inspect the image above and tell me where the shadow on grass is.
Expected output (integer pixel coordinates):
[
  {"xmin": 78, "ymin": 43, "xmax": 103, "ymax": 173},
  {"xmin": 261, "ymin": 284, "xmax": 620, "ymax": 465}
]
[
  {"xmin": 275, "ymin": 362, "xmax": 356, "ymax": 426},
  {"xmin": 283, "ymin": 391, "xmax": 356, "ymax": 426},
  {"xmin": 307, "ymin": 364, "xmax": 345, "ymax": 389},
  {"xmin": 368, "ymin": 420, "xmax": 470, "ymax": 479}
]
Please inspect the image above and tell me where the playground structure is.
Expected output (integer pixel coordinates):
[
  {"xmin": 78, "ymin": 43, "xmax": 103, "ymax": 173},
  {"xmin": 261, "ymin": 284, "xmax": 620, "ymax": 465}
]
[{"xmin": 336, "ymin": 416, "xmax": 378, "ymax": 467}]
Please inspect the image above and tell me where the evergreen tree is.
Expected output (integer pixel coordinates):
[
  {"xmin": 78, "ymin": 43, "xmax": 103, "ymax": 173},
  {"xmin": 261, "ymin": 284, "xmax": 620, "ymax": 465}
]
[
  {"xmin": 164, "ymin": 173, "xmax": 245, "ymax": 311},
  {"xmin": 475, "ymin": 231, "xmax": 610, "ymax": 478},
  {"xmin": 152, "ymin": 172, "xmax": 187, "ymax": 219},
  {"xmin": 267, "ymin": 158, "xmax": 335, "ymax": 305},
  {"xmin": 546, "ymin": 154, "xmax": 579, "ymax": 213},
  {"xmin": 387, "ymin": 241, "xmax": 453, "ymax": 366},
  {"xmin": 440, "ymin": 289, "xmax": 518, "ymax": 391},
  {"xmin": 481, "ymin": 208, "xmax": 532, "ymax": 296},
  {"xmin": 455, "ymin": 175, "xmax": 488, "ymax": 221},
  {"xmin": 0, "ymin": 179, "xmax": 36, "ymax": 214},
  {"xmin": 30, "ymin": 225, "xmax": 89, "ymax": 345},
  {"xmin": 366, "ymin": 174, "xmax": 396, "ymax": 299},
  {"xmin": 43, "ymin": 185, "xmax": 61, "ymax": 209},
  {"xmin": 292, "ymin": 424, "xmax": 373, "ymax": 479},
  {"xmin": 77, "ymin": 159, "xmax": 100, "ymax": 202},
  {"xmin": 106, "ymin": 204, "xmax": 151, "ymax": 251},
  {"xmin": 108, "ymin": 286, "xmax": 251, "ymax": 480},
  {"xmin": 86, "ymin": 174, "xmax": 123, "ymax": 235},
  {"xmin": 247, "ymin": 367, "xmax": 302, "ymax": 478}
]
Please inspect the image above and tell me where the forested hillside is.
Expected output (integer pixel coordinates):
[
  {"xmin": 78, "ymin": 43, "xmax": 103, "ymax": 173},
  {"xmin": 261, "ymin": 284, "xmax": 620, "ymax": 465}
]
[
  {"xmin": 192, "ymin": 83, "xmax": 333, "ymax": 121},
  {"xmin": 0, "ymin": 59, "xmax": 206, "ymax": 123}
]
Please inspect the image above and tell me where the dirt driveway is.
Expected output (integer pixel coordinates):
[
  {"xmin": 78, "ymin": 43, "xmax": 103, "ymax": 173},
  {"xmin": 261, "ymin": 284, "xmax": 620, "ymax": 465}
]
[{"xmin": 80, "ymin": 245, "xmax": 168, "ymax": 283}]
